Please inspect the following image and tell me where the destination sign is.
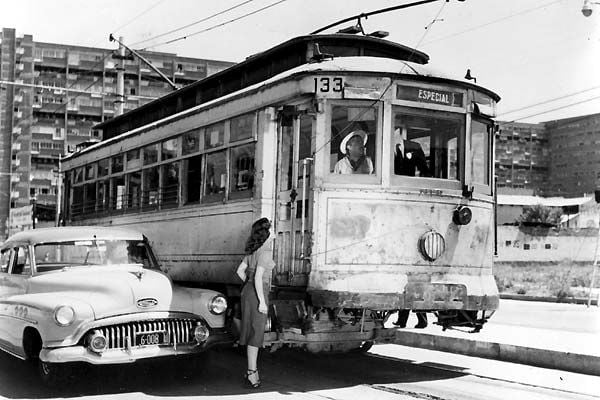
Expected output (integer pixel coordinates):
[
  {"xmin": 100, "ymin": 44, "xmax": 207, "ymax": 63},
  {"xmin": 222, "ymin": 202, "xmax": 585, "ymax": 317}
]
[{"xmin": 396, "ymin": 85, "xmax": 463, "ymax": 107}]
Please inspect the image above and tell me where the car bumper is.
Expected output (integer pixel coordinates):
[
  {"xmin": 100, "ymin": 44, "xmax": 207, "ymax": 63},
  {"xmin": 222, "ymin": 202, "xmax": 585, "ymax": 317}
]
[{"xmin": 39, "ymin": 330, "xmax": 233, "ymax": 365}]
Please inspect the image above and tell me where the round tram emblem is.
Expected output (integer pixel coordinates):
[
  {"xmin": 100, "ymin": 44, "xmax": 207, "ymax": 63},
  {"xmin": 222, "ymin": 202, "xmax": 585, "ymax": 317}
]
[{"xmin": 418, "ymin": 231, "xmax": 446, "ymax": 261}]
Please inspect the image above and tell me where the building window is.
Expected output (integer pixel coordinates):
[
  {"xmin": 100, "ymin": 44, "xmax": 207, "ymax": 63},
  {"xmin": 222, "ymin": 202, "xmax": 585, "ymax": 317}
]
[
  {"xmin": 545, "ymin": 243, "xmax": 552, "ymax": 249},
  {"xmin": 523, "ymin": 244, "xmax": 530, "ymax": 250},
  {"xmin": 505, "ymin": 240, "xmax": 512, "ymax": 246}
]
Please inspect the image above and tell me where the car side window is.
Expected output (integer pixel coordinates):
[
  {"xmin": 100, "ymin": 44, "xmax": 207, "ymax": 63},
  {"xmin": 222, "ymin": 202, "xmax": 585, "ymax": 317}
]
[
  {"xmin": 11, "ymin": 246, "xmax": 31, "ymax": 275},
  {"xmin": 0, "ymin": 249, "xmax": 10, "ymax": 273}
]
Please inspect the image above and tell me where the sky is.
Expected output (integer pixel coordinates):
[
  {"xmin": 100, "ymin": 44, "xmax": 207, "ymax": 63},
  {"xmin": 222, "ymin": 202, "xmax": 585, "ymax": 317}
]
[{"xmin": 3, "ymin": 0, "xmax": 600, "ymax": 123}]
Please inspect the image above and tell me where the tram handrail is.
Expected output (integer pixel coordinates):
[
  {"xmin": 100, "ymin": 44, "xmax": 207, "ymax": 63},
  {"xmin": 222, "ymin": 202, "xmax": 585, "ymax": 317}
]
[{"xmin": 299, "ymin": 157, "xmax": 313, "ymax": 260}]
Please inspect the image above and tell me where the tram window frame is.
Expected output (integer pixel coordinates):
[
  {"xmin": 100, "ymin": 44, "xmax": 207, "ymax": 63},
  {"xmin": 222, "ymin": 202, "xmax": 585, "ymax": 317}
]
[
  {"xmin": 204, "ymin": 122, "xmax": 225, "ymax": 150},
  {"xmin": 470, "ymin": 117, "xmax": 494, "ymax": 195},
  {"xmin": 390, "ymin": 106, "xmax": 465, "ymax": 191},
  {"xmin": 126, "ymin": 149, "xmax": 141, "ymax": 170},
  {"xmin": 182, "ymin": 128, "xmax": 202, "ymax": 155},
  {"xmin": 202, "ymin": 149, "xmax": 228, "ymax": 204},
  {"xmin": 324, "ymin": 100, "xmax": 382, "ymax": 185},
  {"xmin": 229, "ymin": 143, "xmax": 255, "ymax": 200},
  {"xmin": 98, "ymin": 158, "xmax": 109, "ymax": 177}
]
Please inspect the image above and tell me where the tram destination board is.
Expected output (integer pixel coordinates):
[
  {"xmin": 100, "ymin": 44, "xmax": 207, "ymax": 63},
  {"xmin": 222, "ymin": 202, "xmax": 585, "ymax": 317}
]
[{"xmin": 397, "ymin": 84, "xmax": 464, "ymax": 107}]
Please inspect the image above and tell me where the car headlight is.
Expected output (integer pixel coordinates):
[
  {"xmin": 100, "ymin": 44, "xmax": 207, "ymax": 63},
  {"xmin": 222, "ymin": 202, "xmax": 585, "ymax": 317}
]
[
  {"xmin": 208, "ymin": 295, "xmax": 227, "ymax": 315},
  {"xmin": 54, "ymin": 305, "xmax": 75, "ymax": 326}
]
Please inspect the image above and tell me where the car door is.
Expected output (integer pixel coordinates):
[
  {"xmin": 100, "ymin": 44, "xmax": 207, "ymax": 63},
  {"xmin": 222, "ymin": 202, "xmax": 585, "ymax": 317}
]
[
  {"xmin": 0, "ymin": 248, "xmax": 15, "ymax": 352},
  {"xmin": 1, "ymin": 245, "xmax": 32, "ymax": 356}
]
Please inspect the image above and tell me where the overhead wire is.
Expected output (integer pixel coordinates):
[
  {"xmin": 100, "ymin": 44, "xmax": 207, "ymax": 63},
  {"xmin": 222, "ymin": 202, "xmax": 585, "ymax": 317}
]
[
  {"xmin": 141, "ymin": 0, "xmax": 290, "ymax": 50},
  {"xmin": 421, "ymin": 0, "xmax": 564, "ymax": 46},
  {"xmin": 497, "ymin": 85, "xmax": 600, "ymax": 117},
  {"xmin": 130, "ymin": 0, "xmax": 255, "ymax": 47},
  {"xmin": 111, "ymin": 0, "xmax": 167, "ymax": 36},
  {"xmin": 499, "ymin": 95, "xmax": 600, "ymax": 124}
]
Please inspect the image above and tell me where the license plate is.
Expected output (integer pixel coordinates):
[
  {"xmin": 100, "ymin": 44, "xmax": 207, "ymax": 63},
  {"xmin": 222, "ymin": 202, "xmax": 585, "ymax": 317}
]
[{"xmin": 136, "ymin": 331, "xmax": 168, "ymax": 346}]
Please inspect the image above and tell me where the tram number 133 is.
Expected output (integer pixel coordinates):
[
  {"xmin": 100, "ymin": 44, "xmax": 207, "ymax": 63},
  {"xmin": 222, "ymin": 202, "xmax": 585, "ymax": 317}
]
[{"xmin": 313, "ymin": 77, "xmax": 343, "ymax": 93}]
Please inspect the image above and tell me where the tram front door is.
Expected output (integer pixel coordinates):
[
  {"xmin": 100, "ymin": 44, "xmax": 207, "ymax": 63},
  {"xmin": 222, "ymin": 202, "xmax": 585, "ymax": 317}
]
[{"xmin": 274, "ymin": 111, "xmax": 313, "ymax": 287}]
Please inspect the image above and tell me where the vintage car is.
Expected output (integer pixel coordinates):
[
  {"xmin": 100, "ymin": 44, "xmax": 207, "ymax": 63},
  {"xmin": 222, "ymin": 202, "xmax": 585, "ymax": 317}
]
[{"xmin": 0, "ymin": 226, "xmax": 229, "ymax": 385}]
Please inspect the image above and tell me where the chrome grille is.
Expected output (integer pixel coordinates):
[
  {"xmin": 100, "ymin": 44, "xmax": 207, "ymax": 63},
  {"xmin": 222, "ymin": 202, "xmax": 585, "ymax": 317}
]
[{"xmin": 92, "ymin": 318, "xmax": 197, "ymax": 350}]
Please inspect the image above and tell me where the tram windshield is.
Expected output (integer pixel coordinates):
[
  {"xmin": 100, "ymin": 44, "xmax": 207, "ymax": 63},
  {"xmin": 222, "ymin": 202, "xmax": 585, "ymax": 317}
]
[{"xmin": 392, "ymin": 108, "xmax": 464, "ymax": 181}]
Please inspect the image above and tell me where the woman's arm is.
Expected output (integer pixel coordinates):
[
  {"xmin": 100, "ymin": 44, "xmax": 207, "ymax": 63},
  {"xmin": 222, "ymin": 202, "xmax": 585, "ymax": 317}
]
[
  {"xmin": 254, "ymin": 266, "xmax": 268, "ymax": 314},
  {"xmin": 236, "ymin": 260, "xmax": 248, "ymax": 282}
]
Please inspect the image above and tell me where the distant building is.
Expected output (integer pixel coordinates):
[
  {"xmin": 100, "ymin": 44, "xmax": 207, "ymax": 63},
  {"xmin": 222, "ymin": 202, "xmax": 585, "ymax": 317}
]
[
  {"xmin": 544, "ymin": 113, "xmax": 600, "ymax": 196},
  {"xmin": 0, "ymin": 27, "xmax": 233, "ymax": 239},
  {"xmin": 496, "ymin": 112, "xmax": 600, "ymax": 197},
  {"xmin": 495, "ymin": 121, "xmax": 548, "ymax": 194}
]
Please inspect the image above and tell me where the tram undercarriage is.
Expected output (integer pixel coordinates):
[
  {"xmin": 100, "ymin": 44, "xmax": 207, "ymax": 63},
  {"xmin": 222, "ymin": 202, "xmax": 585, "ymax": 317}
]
[{"xmin": 260, "ymin": 297, "xmax": 496, "ymax": 353}]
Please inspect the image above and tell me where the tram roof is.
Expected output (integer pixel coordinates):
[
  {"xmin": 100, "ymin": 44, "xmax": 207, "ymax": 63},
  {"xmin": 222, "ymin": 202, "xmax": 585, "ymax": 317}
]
[
  {"xmin": 95, "ymin": 34, "xmax": 430, "ymax": 140},
  {"xmin": 66, "ymin": 55, "xmax": 500, "ymax": 163}
]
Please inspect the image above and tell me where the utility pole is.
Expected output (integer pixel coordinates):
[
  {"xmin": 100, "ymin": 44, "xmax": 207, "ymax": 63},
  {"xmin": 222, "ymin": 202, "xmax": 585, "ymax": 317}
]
[
  {"xmin": 114, "ymin": 36, "xmax": 126, "ymax": 116},
  {"xmin": 55, "ymin": 155, "xmax": 62, "ymax": 227}
]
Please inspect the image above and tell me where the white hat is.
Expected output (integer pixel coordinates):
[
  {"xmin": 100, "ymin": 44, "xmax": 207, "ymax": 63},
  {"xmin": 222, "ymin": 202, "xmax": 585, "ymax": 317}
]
[{"xmin": 339, "ymin": 130, "xmax": 368, "ymax": 154}]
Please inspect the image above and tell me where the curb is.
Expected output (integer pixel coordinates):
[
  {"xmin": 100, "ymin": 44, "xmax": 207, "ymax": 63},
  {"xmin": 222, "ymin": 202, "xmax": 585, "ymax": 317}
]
[
  {"xmin": 392, "ymin": 331, "xmax": 600, "ymax": 376},
  {"xmin": 500, "ymin": 293, "xmax": 599, "ymax": 305}
]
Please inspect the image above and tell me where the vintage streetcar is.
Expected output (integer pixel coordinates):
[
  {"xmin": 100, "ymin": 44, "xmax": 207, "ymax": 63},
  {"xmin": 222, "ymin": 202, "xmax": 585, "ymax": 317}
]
[
  {"xmin": 60, "ymin": 33, "xmax": 500, "ymax": 352},
  {"xmin": 0, "ymin": 226, "xmax": 228, "ymax": 384}
]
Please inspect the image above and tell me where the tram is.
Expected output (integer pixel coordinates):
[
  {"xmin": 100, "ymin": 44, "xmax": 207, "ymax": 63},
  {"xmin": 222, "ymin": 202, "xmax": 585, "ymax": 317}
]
[{"xmin": 61, "ymin": 33, "xmax": 500, "ymax": 352}]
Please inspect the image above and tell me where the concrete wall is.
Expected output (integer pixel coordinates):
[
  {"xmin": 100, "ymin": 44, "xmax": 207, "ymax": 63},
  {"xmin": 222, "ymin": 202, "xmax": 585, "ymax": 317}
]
[{"xmin": 496, "ymin": 225, "xmax": 599, "ymax": 263}]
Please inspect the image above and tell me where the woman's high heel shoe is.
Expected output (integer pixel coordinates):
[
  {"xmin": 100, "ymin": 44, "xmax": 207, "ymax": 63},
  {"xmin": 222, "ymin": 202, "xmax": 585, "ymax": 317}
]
[{"xmin": 245, "ymin": 369, "xmax": 261, "ymax": 388}]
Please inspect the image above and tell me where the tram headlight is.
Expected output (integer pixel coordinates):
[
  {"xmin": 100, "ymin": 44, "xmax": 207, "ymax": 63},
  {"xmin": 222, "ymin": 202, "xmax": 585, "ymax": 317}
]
[{"xmin": 453, "ymin": 206, "xmax": 472, "ymax": 226}]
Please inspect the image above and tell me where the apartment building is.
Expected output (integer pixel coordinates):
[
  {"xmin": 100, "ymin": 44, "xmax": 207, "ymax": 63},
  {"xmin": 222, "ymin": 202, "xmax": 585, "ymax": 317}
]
[{"xmin": 0, "ymin": 27, "xmax": 233, "ymax": 239}]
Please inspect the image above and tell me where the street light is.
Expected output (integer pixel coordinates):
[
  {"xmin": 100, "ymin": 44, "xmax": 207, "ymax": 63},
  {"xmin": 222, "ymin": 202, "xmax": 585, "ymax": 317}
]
[{"xmin": 582, "ymin": 0, "xmax": 600, "ymax": 17}]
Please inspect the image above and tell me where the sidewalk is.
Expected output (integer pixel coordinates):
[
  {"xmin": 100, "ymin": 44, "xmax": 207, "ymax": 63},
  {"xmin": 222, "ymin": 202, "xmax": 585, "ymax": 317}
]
[{"xmin": 383, "ymin": 300, "xmax": 600, "ymax": 376}]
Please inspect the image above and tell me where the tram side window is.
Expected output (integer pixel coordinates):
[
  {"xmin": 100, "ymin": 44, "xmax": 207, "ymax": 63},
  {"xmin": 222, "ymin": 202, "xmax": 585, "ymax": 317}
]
[
  {"xmin": 471, "ymin": 120, "xmax": 491, "ymax": 185},
  {"xmin": 127, "ymin": 149, "xmax": 141, "ymax": 170},
  {"xmin": 112, "ymin": 155, "xmax": 124, "ymax": 174},
  {"xmin": 97, "ymin": 179, "xmax": 109, "ymax": 212},
  {"xmin": 279, "ymin": 125, "xmax": 293, "ymax": 191},
  {"xmin": 230, "ymin": 143, "xmax": 255, "ymax": 200},
  {"xmin": 205, "ymin": 122, "xmax": 225, "ymax": 149},
  {"xmin": 111, "ymin": 176, "xmax": 125, "ymax": 210},
  {"xmin": 183, "ymin": 155, "xmax": 202, "ymax": 204},
  {"xmin": 127, "ymin": 172, "xmax": 141, "ymax": 210},
  {"xmin": 161, "ymin": 162, "xmax": 179, "ymax": 207},
  {"xmin": 330, "ymin": 105, "xmax": 377, "ymax": 175},
  {"xmin": 183, "ymin": 129, "xmax": 201, "ymax": 155},
  {"xmin": 143, "ymin": 144, "xmax": 159, "ymax": 165},
  {"xmin": 98, "ymin": 158, "xmax": 109, "ymax": 177},
  {"xmin": 230, "ymin": 113, "xmax": 254, "ymax": 142},
  {"xmin": 162, "ymin": 138, "xmax": 178, "ymax": 160},
  {"xmin": 84, "ymin": 182, "xmax": 96, "ymax": 213},
  {"xmin": 392, "ymin": 109, "xmax": 463, "ymax": 180},
  {"xmin": 72, "ymin": 185, "xmax": 84, "ymax": 216},
  {"xmin": 142, "ymin": 167, "xmax": 159, "ymax": 209},
  {"xmin": 203, "ymin": 150, "xmax": 227, "ymax": 203},
  {"xmin": 0, "ymin": 249, "xmax": 10, "ymax": 273}
]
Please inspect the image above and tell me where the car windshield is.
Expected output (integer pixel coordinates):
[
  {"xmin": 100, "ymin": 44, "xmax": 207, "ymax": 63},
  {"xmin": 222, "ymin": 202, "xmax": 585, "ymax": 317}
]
[{"xmin": 33, "ymin": 240, "xmax": 158, "ymax": 271}]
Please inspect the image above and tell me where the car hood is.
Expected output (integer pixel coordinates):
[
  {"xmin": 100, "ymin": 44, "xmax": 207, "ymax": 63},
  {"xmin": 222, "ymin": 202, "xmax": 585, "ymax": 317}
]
[{"xmin": 28, "ymin": 266, "xmax": 177, "ymax": 319}]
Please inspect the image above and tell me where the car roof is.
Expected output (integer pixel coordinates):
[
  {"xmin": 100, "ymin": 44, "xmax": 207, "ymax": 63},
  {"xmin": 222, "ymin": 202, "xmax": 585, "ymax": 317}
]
[{"xmin": 1, "ymin": 226, "xmax": 145, "ymax": 248}]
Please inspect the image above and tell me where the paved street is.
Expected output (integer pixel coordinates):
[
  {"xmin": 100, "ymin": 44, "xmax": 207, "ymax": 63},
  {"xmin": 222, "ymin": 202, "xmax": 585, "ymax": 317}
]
[
  {"xmin": 2, "ymin": 298, "xmax": 600, "ymax": 400},
  {"xmin": 1, "ymin": 345, "xmax": 600, "ymax": 400}
]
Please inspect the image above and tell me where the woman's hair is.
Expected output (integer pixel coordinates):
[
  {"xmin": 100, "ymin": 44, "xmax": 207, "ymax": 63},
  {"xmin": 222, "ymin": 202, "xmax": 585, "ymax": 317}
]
[{"xmin": 244, "ymin": 217, "xmax": 271, "ymax": 255}]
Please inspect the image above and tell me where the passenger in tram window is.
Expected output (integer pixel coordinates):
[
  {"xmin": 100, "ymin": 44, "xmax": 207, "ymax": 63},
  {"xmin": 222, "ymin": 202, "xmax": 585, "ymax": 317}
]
[
  {"xmin": 393, "ymin": 126, "xmax": 429, "ymax": 177},
  {"xmin": 333, "ymin": 130, "xmax": 374, "ymax": 174},
  {"xmin": 235, "ymin": 218, "xmax": 275, "ymax": 388}
]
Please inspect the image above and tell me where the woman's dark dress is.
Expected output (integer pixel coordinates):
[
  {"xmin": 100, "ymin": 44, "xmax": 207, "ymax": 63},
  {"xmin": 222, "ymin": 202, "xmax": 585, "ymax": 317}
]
[{"xmin": 239, "ymin": 245, "xmax": 275, "ymax": 347}]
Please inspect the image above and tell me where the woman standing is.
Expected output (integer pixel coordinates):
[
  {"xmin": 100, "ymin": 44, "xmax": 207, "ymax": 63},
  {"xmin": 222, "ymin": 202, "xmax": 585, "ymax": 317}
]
[{"xmin": 236, "ymin": 217, "xmax": 275, "ymax": 388}]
